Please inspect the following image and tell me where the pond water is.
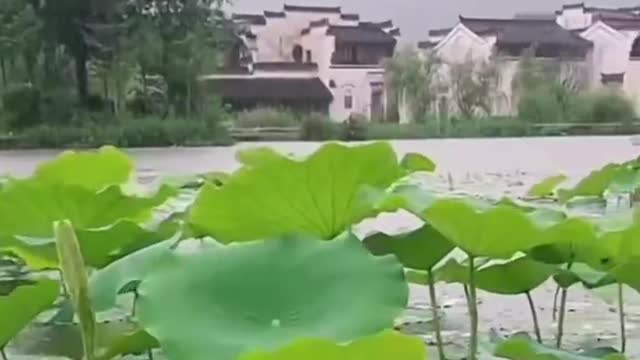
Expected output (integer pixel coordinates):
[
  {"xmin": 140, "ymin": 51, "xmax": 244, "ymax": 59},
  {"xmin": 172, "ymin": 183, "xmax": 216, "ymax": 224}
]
[{"xmin": 3, "ymin": 136, "xmax": 640, "ymax": 359}]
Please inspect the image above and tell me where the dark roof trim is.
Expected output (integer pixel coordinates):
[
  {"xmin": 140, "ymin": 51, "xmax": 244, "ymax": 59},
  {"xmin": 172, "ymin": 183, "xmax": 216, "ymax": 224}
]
[
  {"xmin": 417, "ymin": 40, "xmax": 437, "ymax": 49},
  {"xmin": 327, "ymin": 25, "xmax": 397, "ymax": 44},
  {"xmin": 360, "ymin": 20, "xmax": 394, "ymax": 29},
  {"xmin": 428, "ymin": 27, "xmax": 453, "ymax": 36},
  {"xmin": 601, "ymin": 72, "xmax": 625, "ymax": 83},
  {"xmin": 264, "ymin": 11, "xmax": 286, "ymax": 18},
  {"xmin": 341, "ymin": 13, "xmax": 360, "ymax": 21},
  {"xmin": 562, "ymin": 3, "xmax": 585, "ymax": 10},
  {"xmin": 284, "ymin": 4, "xmax": 341, "ymax": 13},
  {"xmin": 253, "ymin": 62, "xmax": 319, "ymax": 71},
  {"xmin": 233, "ymin": 14, "xmax": 266, "ymax": 25},
  {"xmin": 459, "ymin": 15, "xmax": 557, "ymax": 23},
  {"xmin": 389, "ymin": 28, "xmax": 401, "ymax": 36},
  {"xmin": 310, "ymin": 18, "xmax": 330, "ymax": 27}
]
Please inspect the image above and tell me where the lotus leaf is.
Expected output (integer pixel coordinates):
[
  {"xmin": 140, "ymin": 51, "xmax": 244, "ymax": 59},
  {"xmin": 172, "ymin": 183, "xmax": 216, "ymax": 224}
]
[
  {"xmin": 610, "ymin": 258, "xmax": 640, "ymax": 293},
  {"xmin": 409, "ymin": 255, "xmax": 554, "ymax": 294},
  {"xmin": 90, "ymin": 237, "xmax": 178, "ymax": 312},
  {"xmin": 400, "ymin": 153, "xmax": 436, "ymax": 172},
  {"xmin": 190, "ymin": 142, "xmax": 416, "ymax": 242},
  {"xmin": 421, "ymin": 199, "xmax": 542, "ymax": 258},
  {"xmin": 2, "ymin": 220, "xmax": 178, "ymax": 270},
  {"xmin": 529, "ymin": 218, "xmax": 599, "ymax": 266},
  {"xmin": 363, "ymin": 224, "xmax": 454, "ymax": 270},
  {"xmin": 34, "ymin": 146, "xmax": 133, "ymax": 190},
  {"xmin": 494, "ymin": 335, "xmax": 626, "ymax": 360},
  {"xmin": 239, "ymin": 330, "xmax": 426, "ymax": 360},
  {"xmin": 0, "ymin": 280, "xmax": 59, "ymax": 347},
  {"xmin": 552, "ymin": 263, "xmax": 614, "ymax": 289},
  {"xmin": 96, "ymin": 326, "xmax": 158, "ymax": 360},
  {"xmin": 527, "ymin": 175, "xmax": 568, "ymax": 198},
  {"xmin": 236, "ymin": 147, "xmax": 289, "ymax": 168},
  {"xmin": 137, "ymin": 234, "xmax": 408, "ymax": 360},
  {"xmin": 557, "ymin": 164, "xmax": 621, "ymax": 203},
  {"xmin": 0, "ymin": 180, "xmax": 172, "ymax": 238}
]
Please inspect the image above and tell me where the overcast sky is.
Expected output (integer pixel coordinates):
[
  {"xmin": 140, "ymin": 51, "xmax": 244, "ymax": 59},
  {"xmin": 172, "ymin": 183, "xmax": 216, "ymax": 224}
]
[{"xmin": 231, "ymin": 0, "xmax": 640, "ymax": 41}]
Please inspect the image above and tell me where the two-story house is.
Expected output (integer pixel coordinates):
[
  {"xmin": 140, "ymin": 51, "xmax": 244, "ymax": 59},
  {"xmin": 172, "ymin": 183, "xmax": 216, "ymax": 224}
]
[{"xmin": 202, "ymin": 4, "xmax": 400, "ymax": 122}]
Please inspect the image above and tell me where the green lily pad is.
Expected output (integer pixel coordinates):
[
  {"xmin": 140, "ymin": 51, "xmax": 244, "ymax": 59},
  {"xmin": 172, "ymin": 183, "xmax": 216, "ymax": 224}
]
[
  {"xmin": 610, "ymin": 257, "xmax": 640, "ymax": 293},
  {"xmin": 421, "ymin": 199, "xmax": 542, "ymax": 258},
  {"xmin": 34, "ymin": 146, "xmax": 133, "ymax": 191},
  {"xmin": 494, "ymin": 335, "xmax": 626, "ymax": 359},
  {"xmin": 410, "ymin": 254, "xmax": 554, "ymax": 294},
  {"xmin": 527, "ymin": 175, "xmax": 568, "ymax": 198},
  {"xmin": 400, "ymin": 153, "xmax": 436, "ymax": 172},
  {"xmin": 552, "ymin": 263, "xmax": 615, "ymax": 289},
  {"xmin": 190, "ymin": 142, "xmax": 414, "ymax": 242},
  {"xmin": 557, "ymin": 163, "xmax": 621, "ymax": 203},
  {"xmin": 239, "ymin": 330, "xmax": 426, "ymax": 360},
  {"xmin": 90, "ymin": 237, "xmax": 178, "ymax": 312},
  {"xmin": 96, "ymin": 326, "xmax": 159, "ymax": 360},
  {"xmin": 529, "ymin": 218, "xmax": 599, "ymax": 266},
  {"xmin": 363, "ymin": 224, "xmax": 454, "ymax": 270},
  {"xmin": 137, "ymin": 234, "xmax": 408, "ymax": 360},
  {"xmin": 0, "ymin": 280, "xmax": 59, "ymax": 347}
]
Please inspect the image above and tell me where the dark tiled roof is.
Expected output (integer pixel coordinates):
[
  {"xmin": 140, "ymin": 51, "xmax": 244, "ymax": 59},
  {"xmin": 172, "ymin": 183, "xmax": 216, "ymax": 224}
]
[
  {"xmin": 460, "ymin": 17, "xmax": 592, "ymax": 51},
  {"xmin": 207, "ymin": 77, "xmax": 333, "ymax": 102},
  {"xmin": 359, "ymin": 20, "xmax": 394, "ymax": 29},
  {"xmin": 328, "ymin": 25, "xmax": 397, "ymax": 44},
  {"xmin": 563, "ymin": 3, "xmax": 585, "ymax": 10},
  {"xmin": 601, "ymin": 73, "xmax": 625, "ymax": 83},
  {"xmin": 264, "ymin": 11, "xmax": 286, "ymax": 18},
  {"xmin": 253, "ymin": 62, "xmax": 319, "ymax": 71},
  {"xmin": 232, "ymin": 14, "xmax": 266, "ymax": 25},
  {"xmin": 598, "ymin": 17, "xmax": 640, "ymax": 30},
  {"xmin": 310, "ymin": 18, "xmax": 330, "ymax": 27},
  {"xmin": 389, "ymin": 28, "xmax": 401, "ymax": 36},
  {"xmin": 341, "ymin": 13, "xmax": 360, "ymax": 21},
  {"xmin": 283, "ymin": 4, "xmax": 341, "ymax": 13},
  {"xmin": 428, "ymin": 27, "xmax": 453, "ymax": 36},
  {"xmin": 417, "ymin": 40, "xmax": 438, "ymax": 49},
  {"xmin": 588, "ymin": 8, "xmax": 639, "ymax": 19}
]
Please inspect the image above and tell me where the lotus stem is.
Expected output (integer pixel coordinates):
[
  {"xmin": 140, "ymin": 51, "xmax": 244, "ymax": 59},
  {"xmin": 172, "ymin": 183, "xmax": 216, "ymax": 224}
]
[
  {"xmin": 1, "ymin": 347, "xmax": 8, "ymax": 360},
  {"xmin": 427, "ymin": 269, "xmax": 446, "ymax": 360},
  {"xmin": 552, "ymin": 285, "xmax": 560, "ymax": 321},
  {"xmin": 556, "ymin": 261, "xmax": 574, "ymax": 349},
  {"xmin": 147, "ymin": 349, "xmax": 154, "ymax": 360},
  {"xmin": 467, "ymin": 255, "xmax": 479, "ymax": 360},
  {"xmin": 618, "ymin": 283, "xmax": 627, "ymax": 353},
  {"xmin": 525, "ymin": 291, "xmax": 543, "ymax": 344},
  {"xmin": 463, "ymin": 284, "xmax": 471, "ymax": 308}
]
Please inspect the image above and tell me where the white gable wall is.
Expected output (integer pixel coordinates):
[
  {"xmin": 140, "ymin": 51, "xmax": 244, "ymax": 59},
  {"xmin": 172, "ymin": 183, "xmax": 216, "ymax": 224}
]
[{"xmin": 556, "ymin": 7, "xmax": 593, "ymax": 30}]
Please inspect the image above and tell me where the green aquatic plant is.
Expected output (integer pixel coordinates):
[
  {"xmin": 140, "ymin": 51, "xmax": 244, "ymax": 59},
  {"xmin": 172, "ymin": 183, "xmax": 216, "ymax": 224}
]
[
  {"xmin": 527, "ymin": 175, "xmax": 569, "ymax": 198},
  {"xmin": 238, "ymin": 330, "xmax": 426, "ymax": 360},
  {"xmin": 363, "ymin": 225, "xmax": 453, "ymax": 359},
  {"xmin": 137, "ymin": 234, "xmax": 407, "ymax": 360},
  {"xmin": 0, "ymin": 280, "xmax": 59, "ymax": 358},
  {"xmin": 190, "ymin": 142, "xmax": 433, "ymax": 243},
  {"xmin": 494, "ymin": 334, "xmax": 626, "ymax": 360}
]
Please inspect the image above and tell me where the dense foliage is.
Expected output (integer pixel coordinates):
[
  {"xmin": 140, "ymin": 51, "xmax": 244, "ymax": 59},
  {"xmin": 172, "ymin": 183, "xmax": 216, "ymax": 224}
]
[{"xmin": 2, "ymin": 143, "xmax": 640, "ymax": 360}]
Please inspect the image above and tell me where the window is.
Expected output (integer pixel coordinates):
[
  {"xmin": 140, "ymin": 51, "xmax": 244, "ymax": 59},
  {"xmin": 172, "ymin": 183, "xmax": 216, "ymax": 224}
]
[
  {"xmin": 306, "ymin": 50, "xmax": 312, "ymax": 63},
  {"xmin": 292, "ymin": 45, "xmax": 303, "ymax": 63},
  {"xmin": 344, "ymin": 90, "xmax": 353, "ymax": 109},
  {"xmin": 631, "ymin": 37, "xmax": 640, "ymax": 58}
]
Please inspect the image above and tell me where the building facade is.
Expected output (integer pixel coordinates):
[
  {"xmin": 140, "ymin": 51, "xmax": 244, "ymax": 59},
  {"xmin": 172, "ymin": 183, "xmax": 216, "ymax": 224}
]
[
  {"xmin": 203, "ymin": 4, "xmax": 399, "ymax": 122},
  {"xmin": 419, "ymin": 3, "xmax": 640, "ymax": 116}
]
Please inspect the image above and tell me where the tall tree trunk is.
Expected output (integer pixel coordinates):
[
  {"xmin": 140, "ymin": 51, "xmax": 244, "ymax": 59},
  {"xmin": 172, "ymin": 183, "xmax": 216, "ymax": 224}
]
[
  {"xmin": 74, "ymin": 48, "xmax": 89, "ymax": 105},
  {"xmin": 0, "ymin": 58, "xmax": 7, "ymax": 88}
]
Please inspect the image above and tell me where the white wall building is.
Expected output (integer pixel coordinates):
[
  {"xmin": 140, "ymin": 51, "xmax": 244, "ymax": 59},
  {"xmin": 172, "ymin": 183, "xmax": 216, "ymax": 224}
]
[
  {"xmin": 204, "ymin": 4, "xmax": 400, "ymax": 122},
  {"xmin": 419, "ymin": 3, "xmax": 640, "ymax": 116}
]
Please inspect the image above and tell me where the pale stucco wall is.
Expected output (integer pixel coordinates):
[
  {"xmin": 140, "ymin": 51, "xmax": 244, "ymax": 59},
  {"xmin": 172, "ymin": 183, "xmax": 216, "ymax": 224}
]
[
  {"xmin": 556, "ymin": 8, "xmax": 593, "ymax": 30},
  {"xmin": 326, "ymin": 67, "xmax": 386, "ymax": 121}
]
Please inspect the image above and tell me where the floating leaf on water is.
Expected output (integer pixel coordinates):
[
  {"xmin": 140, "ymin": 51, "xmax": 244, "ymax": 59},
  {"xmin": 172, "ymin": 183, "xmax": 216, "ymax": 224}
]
[
  {"xmin": 137, "ymin": 234, "xmax": 408, "ymax": 360},
  {"xmin": 238, "ymin": 330, "xmax": 426, "ymax": 360},
  {"xmin": 400, "ymin": 153, "xmax": 436, "ymax": 173},
  {"xmin": 190, "ymin": 142, "xmax": 418, "ymax": 242},
  {"xmin": 0, "ymin": 280, "xmax": 59, "ymax": 347},
  {"xmin": 494, "ymin": 334, "xmax": 626, "ymax": 359},
  {"xmin": 527, "ymin": 175, "xmax": 568, "ymax": 198},
  {"xmin": 557, "ymin": 163, "xmax": 621, "ymax": 203}
]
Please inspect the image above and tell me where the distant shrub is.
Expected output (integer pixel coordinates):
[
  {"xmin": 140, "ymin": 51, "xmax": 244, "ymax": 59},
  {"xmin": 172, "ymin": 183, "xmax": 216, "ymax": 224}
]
[
  {"xmin": 579, "ymin": 91, "xmax": 636, "ymax": 124},
  {"xmin": 2, "ymin": 84, "xmax": 41, "ymax": 130},
  {"xmin": 517, "ymin": 89, "xmax": 564, "ymax": 123},
  {"xmin": 233, "ymin": 108, "xmax": 299, "ymax": 128},
  {"xmin": 342, "ymin": 114, "xmax": 368, "ymax": 141},
  {"xmin": 366, "ymin": 123, "xmax": 431, "ymax": 139},
  {"xmin": 299, "ymin": 113, "xmax": 339, "ymax": 141}
]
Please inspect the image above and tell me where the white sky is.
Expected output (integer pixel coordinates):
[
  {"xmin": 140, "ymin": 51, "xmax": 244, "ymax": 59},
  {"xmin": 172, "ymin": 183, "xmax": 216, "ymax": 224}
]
[{"xmin": 230, "ymin": 0, "xmax": 640, "ymax": 41}]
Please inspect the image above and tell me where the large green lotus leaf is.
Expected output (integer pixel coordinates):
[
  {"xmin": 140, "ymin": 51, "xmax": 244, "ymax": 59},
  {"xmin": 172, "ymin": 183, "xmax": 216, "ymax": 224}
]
[
  {"xmin": 0, "ymin": 280, "xmax": 59, "ymax": 347},
  {"xmin": 34, "ymin": 146, "xmax": 133, "ymax": 191},
  {"xmin": 528, "ymin": 218, "xmax": 599, "ymax": 265},
  {"xmin": 239, "ymin": 330, "xmax": 426, "ymax": 360},
  {"xmin": 527, "ymin": 175, "xmax": 569, "ymax": 198},
  {"xmin": 557, "ymin": 164, "xmax": 621, "ymax": 203},
  {"xmin": 553, "ymin": 263, "xmax": 615, "ymax": 289},
  {"xmin": 363, "ymin": 224, "xmax": 454, "ymax": 270},
  {"xmin": 137, "ymin": 234, "xmax": 408, "ymax": 360},
  {"xmin": 400, "ymin": 153, "xmax": 436, "ymax": 172},
  {"xmin": 494, "ymin": 335, "xmax": 626, "ymax": 360},
  {"xmin": 90, "ymin": 237, "xmax": 178, "ymax": 312},
  {"xmin": 189, "ymin": 142, "xmax": 413, "ymax": 242},
  {"xmin": 96, "ymin": 326, "xmax": 159, "ymax": 360},
  {"xmin": 421, "ymin": 199, "xmax": 542, "ymax": 258},
  {"xmin": 2, "ymin": 220, "xmax": 179, "ymax": 270},
  {"xmin": 610, "ymin": 257, "xmax": 640, "ymax": 293},
  {"xmin": 413, "ymin": 255, "xmax": 555, "ymax": 294},
  {"xmin": 0, "ymin": 180, "xmax": 172, "ymax": 238}
]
